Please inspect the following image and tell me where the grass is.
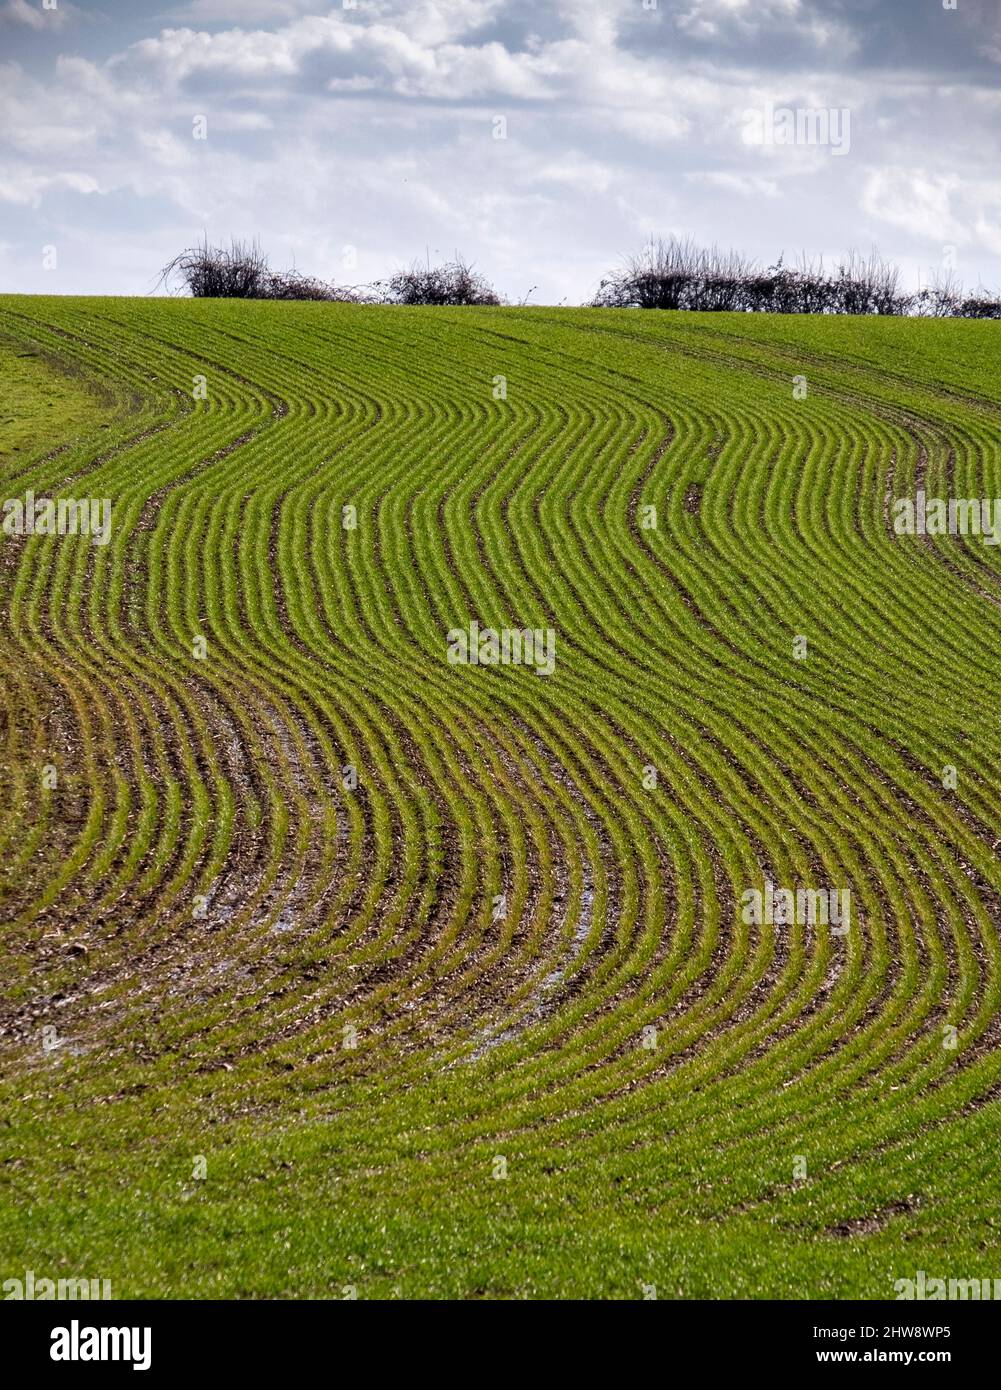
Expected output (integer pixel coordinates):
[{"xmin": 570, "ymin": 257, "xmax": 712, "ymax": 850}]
[
  {"xmin": 0, "ymin": 296, "xmax": 999, "ymax": 1299},
  {"xmin": 0, "ymin": 340, "xmax": 116, "ymax": 462}
]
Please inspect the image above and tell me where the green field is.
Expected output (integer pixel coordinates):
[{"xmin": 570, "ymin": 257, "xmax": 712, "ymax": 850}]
[{"xmin": 1, "ymin": 296, "xmax": 1000, "ymax": 1299}]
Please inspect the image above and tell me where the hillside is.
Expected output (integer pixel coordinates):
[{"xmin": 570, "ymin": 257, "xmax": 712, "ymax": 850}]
[{"xmin": 1, "ymin": 297, "xmax": 1000, "ymax": 1298}]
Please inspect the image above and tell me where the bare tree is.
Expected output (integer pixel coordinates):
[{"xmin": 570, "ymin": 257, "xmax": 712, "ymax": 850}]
[
  {"xmin": 160, "ymin": 237, "xmax": 361, "ymax": 301},
  {"xmin": 914, "ymin": 268, "xmax": 962, "ymax": 319},
  {"xmin": 593, "ymin": 238, "xmax": 702, "ymax": 309}
]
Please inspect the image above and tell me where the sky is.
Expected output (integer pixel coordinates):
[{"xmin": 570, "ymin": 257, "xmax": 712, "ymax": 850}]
[{"xmin": 1, "ymin": 0, "xmax": 1000, "ymax": 303}]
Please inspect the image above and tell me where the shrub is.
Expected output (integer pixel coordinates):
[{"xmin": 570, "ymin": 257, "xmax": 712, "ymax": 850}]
[
  {"xmin": 957, "ymin": 293, "xmax": 1001, "ymax": 319},
  {"xmin": 593, "ymin": 238, "xmax": 704, "ymax": 310},
  {"xmin": 380, "ymin": 257, "xmax": 501, "ymax": 307},
  {"xmin": 591, "ymin": 239, "xmax": 947, "ymax": 316},
  {"xmin": 161, "ymin": 238, "xmax": 360, "ymax": 302},
  {"xmin": 828, "ymin": 249, "xmax": 910, "ymax": 315},
  {"xmin": 914, "ymin": 270, "xmax": 962, "ymax": 319}
]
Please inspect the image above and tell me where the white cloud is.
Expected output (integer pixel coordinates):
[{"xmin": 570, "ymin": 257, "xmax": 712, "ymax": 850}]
[
  {"xmin": 529, "ymin": 152, "xmax": 616, "ymax": 195},
  {"xmin": 0, "ymin": 165, "xmax": 99, "ymax": 205},
  {"xmin": 1, "ymin": 0, "xmax": 83, "ymax": 30},
  {"xmin": 677, "ymin": 0, "xmax": 800, "ymax": 41},
  {"xmin": 686, "ymin": 170, "xmax": 779, "ymax": 197},
  {"xmin": 861, "ymin": 169, "xmax": 969, "ymax": 246},
  {"xmin": 122, "ymin": 17, "xmax": 564, "ymax": 101},
  {"xmin": 371, "ymin": 0, "xmax": 508, "ymax": 47},
  {"xmin": 3, "ymin": 0, "xmax": 52, "ymax": 30},
  {"xmin": 675, "ymin": 0, "xmax": 856, "ymax": 57},
  {"xmin": 610, "ymin": 109, "xmax": 690, "ymax": 144}
]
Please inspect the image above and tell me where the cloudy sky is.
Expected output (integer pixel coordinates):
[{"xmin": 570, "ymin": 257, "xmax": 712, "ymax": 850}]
[{"xmin": 2, "ymin": 0, "xmax": 1000, "ymax": 302}]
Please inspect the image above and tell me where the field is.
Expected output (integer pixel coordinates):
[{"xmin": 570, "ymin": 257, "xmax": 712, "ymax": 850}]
[{"xmin": 1, "ymin": 296, "xmax": 1000, "ymax": 1299}]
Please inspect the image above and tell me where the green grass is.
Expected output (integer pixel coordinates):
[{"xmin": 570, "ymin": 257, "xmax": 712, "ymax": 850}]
[
  {"xmin": 1, "ymin": 297, "xmax": 1000, "ymax": 1299},
  {"xmin": 0, "ymin": 339, "xmax": 116, "ymax": 462}
]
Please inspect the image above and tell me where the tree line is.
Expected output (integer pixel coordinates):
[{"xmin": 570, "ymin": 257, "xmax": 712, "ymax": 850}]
[{"xmin": 161, "ymin": 236, "xmax": 1001, "ymax": 318}]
